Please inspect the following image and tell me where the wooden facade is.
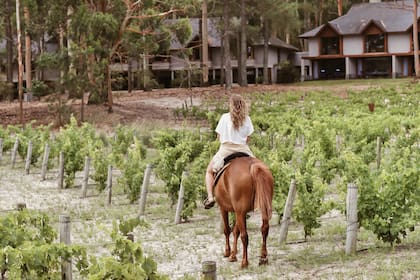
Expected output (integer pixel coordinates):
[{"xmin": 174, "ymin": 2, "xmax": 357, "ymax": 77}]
[{"xmin": 299, "ymin": 1, "xmax": 418, "ymax": 81}]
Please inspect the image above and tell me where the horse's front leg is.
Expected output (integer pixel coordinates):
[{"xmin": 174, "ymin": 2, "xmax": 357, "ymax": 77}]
[
  {"xmin": 221, "ymin": 210, "xmax": 231, "ymax": 258},
  {"xmin": 259, "ymin": 218, "xmax": 269, "ymax": 265},
  {"xmin": 236, "ymin": 212, "xmax": 248, "ymax": 268}
]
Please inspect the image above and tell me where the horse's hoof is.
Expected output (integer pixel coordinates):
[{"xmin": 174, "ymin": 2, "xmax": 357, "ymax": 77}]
[
  {"xmin": 241, "ymin": 261, "xmax": 249, "ymax": 268},
  {"xmin": 223, "ymin": 252, "xmax": 230, "ymax": 258},
  {"xmin": 228, "ymin": 255, "xmax": 237, "ymax": 262},
  {"xmin": 259, "ymin": 257, "xmax": 268, "ymax": 266}
]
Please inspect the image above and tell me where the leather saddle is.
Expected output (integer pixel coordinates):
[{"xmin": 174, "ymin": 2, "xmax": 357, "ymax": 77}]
[{"xmin": 213, "ymin": 152, "xmax": 250, "ymax": 187}]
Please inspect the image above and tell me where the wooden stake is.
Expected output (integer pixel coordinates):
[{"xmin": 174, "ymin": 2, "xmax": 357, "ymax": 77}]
[
  {"xmin": 59, "ymin": 214, "xmax": 72, "ymax": 280},
  {"xmin": 376, "ymin": 136, "xmax": 382, "ymax": 169},
  {"xmin": 201, "ymin": 260, "xmax": 217, "ymax": 280},
  {"xmin": 138, "ymin": 164, "xmax": 152, "ymax": 216},
  {"xmin": 81, "ymin": 156, "xmax": 90, "ymax": 197},
  {"xmin": 41, "ymin": 143, "xmax": 50, "ymax": 180},
  {"xmin": 106, "ymin": 165, "xmax": 112, "ymax": 206},
  {"xmin": 174, "ymin": 171, "xmax": 187, "ymax": 224},
  {"xmin": 336, "ymin": 134, "xmax": 341, "ymax": 153},
  {"xmin": 279, "ymin": 179, "xmax": 297, "ymax": 244},
  {"xmin": 345, "ymin": 183, "xmax": 358, "ymax": 255},
  {"xmin": 58, "ymin": 151, "xmax": 64, "ymax": 189},
  {"xmin": 126, "ymin": 233, "xmax": 134, "ymax": 242},
  {"xmin": 24, "ymin": 140, "xmax": 32, "ymax": 174},
  {"xmin": 16, "ymin": 202, "xmax": 27, "ymax": 210},
  {"xmin": 0, "ymin": 138, "xmax": 3, "ymax": 163},
  {"xmin": 11, "ymin": 137, "xmax": 19, "ymax": 168}
]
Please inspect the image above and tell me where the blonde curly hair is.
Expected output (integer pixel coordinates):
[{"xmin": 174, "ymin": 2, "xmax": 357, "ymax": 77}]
[{"xmin": 229, "ymin": 94, "xmax": 248, "ymax": 130}]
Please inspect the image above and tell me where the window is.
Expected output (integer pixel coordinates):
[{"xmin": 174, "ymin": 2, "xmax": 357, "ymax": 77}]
[
  {"xmin": 365, "ymin": 34, "xmax": 385, "ymax": 53},
  {"xmin": 321, "ymin": 37, "xmax": 339, "ymax": 55}
]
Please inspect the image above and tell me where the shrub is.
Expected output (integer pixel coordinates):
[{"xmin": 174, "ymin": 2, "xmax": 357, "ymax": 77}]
[{"xmin": 277, "ymin": 61, "xmax": 299, "ymax": 83}]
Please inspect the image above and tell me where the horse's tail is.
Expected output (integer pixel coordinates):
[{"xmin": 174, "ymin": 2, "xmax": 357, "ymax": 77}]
[{"xmin": 250, "ymin": 160, "xmax": 274, "ymax": 220}]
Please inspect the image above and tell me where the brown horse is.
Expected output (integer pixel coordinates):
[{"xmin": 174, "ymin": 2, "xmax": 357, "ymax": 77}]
[{"xmin": 214, "ymin": 156, "xmax": 274, "ymax": 268}]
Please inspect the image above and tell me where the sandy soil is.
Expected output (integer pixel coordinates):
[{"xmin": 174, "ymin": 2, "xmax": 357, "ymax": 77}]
[{"xmin": 0, "ymin": 158, "xmax": 419, "ymax": 280}]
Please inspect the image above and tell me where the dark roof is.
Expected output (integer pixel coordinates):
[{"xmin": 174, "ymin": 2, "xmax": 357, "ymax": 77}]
[
  {"xmin": 253, "ymin": 37, "xmax": 299, "ymax": 51},
  {"xmin": 169, "ymin": 18, "xmax": 298, "ymax": 51},
  {"xmin": 300, "ymin": 0, "xmax": 419, "ymax": 38}
]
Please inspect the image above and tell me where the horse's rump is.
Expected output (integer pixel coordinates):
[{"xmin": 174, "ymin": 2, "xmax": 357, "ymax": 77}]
[{"xmin": 215, "ymin": 157, "xmax": 274, "ymax": 219}]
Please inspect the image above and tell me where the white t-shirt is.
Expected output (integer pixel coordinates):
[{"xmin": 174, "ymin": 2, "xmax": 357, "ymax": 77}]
[{"xmin": 215, "ymin": 113, "xmax": 254, "ymax": 145}]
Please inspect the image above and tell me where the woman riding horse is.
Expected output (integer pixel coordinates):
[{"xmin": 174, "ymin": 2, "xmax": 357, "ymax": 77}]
[
  {"xmin": 204, "ymin": 94, "xmax": 274, "ymax": 268},
  {"xmin": 203, "ymin": 94, "xmax": 254, "ymax": 209}
]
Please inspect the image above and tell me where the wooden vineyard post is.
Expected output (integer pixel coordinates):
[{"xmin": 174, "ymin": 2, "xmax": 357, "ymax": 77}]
[
  {"xmin": 345, "ymin": 183, "xmax": 358, "ymax": 255},
  {"xmin": 336, "ymin": 134, "xmax": 341, "ymax": 153},
  {"xmin": 59, "ymin": 214, "xmax": 72, "ymax": 280},
  {"xmin": 201, "ymin": 260, "xmax": 217, "ymax": 280},
  {"xmin": 58, "ymin": 151, "xmax": 64, "ymax": 189},
  {"xmin": 279, "ymin": 179, "xmax": 297, "ymax": 244},
  {"xmin": 106, "ymin": 165, "xmax": 112, "ymax": 206},
  {"xmin": 24, "ymin": 140, "xmax": 33, "ymax": 174},
  {"xmin": 81, "ymin": 156, "xmax": 90, "ymax": 197},
  {"xmin": 301, "ymin": 135, "xmax": 305, "ymax": 150},
  {"xmin": 174, "ymin": 171, "xmax": 188, "ymax": 224},
  {"xmin": 0, "ymin": 138, "xmax": 3, "ymax": 163},
  {"xmin": 11, "ymin": 137, "xmax": 19, "ymax": 168},
  {"xmin": 126, "ymin": 233, "xmax": 134, "ymax": 242},
  {"xmin": 41, "ymin": 143, "xmax": 50, "ymax": 180},
  {"xmin": 16, "ymin": 202, "xmax": 27, "ymax": 210},
  {"xmin": 138, "ymin": 164, "xmax": 152, "ymax": 216},
  {"xmin": 376, "ymin": 136, "xmax": 382, "ymax": 169}
]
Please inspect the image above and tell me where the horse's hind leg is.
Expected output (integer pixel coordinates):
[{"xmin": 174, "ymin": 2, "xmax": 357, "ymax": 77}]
[
  {"xmin": 228, "ymin": 218, "xmax": 239, "ymax": 263},
  {"xmin": 221, "ymin": 210, "xmax": 231, "ymax": 258},
  {"xmin": 259, "ymin": 218, "xmax": 269, "ymax": 265},
  {"xmin": 236, "ymin": 212, "xmax": 249, "ymax": 268}
]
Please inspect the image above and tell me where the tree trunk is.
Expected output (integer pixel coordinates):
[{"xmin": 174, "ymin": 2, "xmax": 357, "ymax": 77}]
[
  {"xmin": 98, "ymin": 0, "xmax": 106, "ymax": 12},
  {"xmin": 5, "ymin": 0, "xmax": 13, "ymax": 84},
  {"xmin": 137, "ymin": 58, "xmax": 141, "ymax": 89},
  {"xmin": 223, "ymin": 0, "xmax": 232, "ymax": 90},
  {"xmin": 319, "ymin": 0, "xmax": 324, "ymax": 25},
  {"xmin": 67, "ymin": 6, "xmax": 75, "ymax": 74},
  {"xmin": 263, "ymin": 18, "xmax": 269, "ymax": 85},
  {"xmin": 220, "ymin": 30, "xmax": 225, "ymax": 87},
  {"xmin": 37, "ymin": 35, "xmax": 45, "ymax": 80},
  {"xmin": 337, "ymin": 0, "xmax": 343, "ymax": 16},
  {"xmin": 79, "ymin": 37, "xmax": 86, "ymax": 122},
  {"xmin": 128, "ymin": 57, "xmax": 132, "ymax": 93},
  {"xmin": 107, "ymin": 60, "xmax": 113, "ymax": 113},
  {"xmin": 16, "ymin": 0, "xmax": 24, "ymax": 125},
  {"xmin": 239, "ymin": 0, "xmax": 248, "ymax": 87},
  {"xmin": 143, "ymin": 53, "xmax": 150, "ymax": 91},
  {"xmin": 58, "ymin": 27, "xmax": 65, "ymax": 126},
  {"xmin": 24, "ymin": 6, "xmax": 32, "ymax": 94},
  {"xmin": 201, "ymin": 0, "xmax": 209, "ymax": 86},
  {"xmin": 414, "ymin": 0, "xmax": 420, "ymax": 77},
  {"xmin": 237, "ymin": 33, "xmax": 241, "ymax": 84}
]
